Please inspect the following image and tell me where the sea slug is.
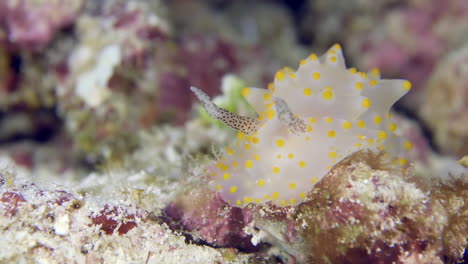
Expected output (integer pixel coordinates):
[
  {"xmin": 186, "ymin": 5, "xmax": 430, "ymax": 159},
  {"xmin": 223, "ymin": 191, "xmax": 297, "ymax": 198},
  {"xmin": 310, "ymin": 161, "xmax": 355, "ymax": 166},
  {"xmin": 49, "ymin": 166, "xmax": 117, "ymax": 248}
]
[{"xmin": 191, "ymin": 44, "xmax": 413, "ymax": 207}]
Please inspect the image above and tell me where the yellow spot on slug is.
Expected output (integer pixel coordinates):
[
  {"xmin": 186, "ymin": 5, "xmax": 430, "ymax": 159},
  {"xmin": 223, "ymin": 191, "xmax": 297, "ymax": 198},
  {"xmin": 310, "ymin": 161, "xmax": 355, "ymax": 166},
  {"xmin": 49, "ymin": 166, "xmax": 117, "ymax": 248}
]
[
  {"xmin": 300, "ymin": 59, "xmax": 307, "ymax": 65},
  {"xmin": 276, "ymin": 139, "xmax": 285, "ymax": 148},
  {"xmin": 312, "ymin": 72, "xmax": 321, "ymax": 80},
  {"xmin": 399, "ymin": 158, "xmax": 408, "ymax": 165},
  {"xmin": 244, "ymin": 143, "xmax": 251, "ymax": 150},
  {"xmin": 226, "ymin": 148, "xmax": 235, "ymax": 155},
  {"xmin": 236, "ymin": 200, "xmax": 242, "ymax": 206},
  {"xmin": 361, "ymin": 98, "xmax": 371, "ymax": 108},
  {"xmin": 216, "ymin": 185, "xmax": 222, "ymax": 190},
  {"xmin": 281, "ymin": 200, "xmax": 287, "ymax": 205},
  {"xmin": 254, "ymin": 154, "xmax": 260, "ymax": 161},
  {"xmin": 373, "ymin": 115, "xmax": 382, "ymax": 125},
  {"xmin": 388, "ymin": 123, "xmax": 398, "ymax": 132},
  {"xmin": 288, "ymin": 73, "xmax": 296, "ymax": 79},
  {"xmin": 307, "ymin": 125, "xmax": 313, "ymax": 132},
  {"xmin": 256, "ymin": 198, "xmax": 262, "ymax": 203},
  {"xmin": 263, "ymin": 93, "xmax": 272, "ymax": 101},
  {"xmin": 325, "ymin": 117, "xmax": 333, "ymax": 123},
  {"xmin": 258, "ymin": 179, "xmax": 265, "ymax": 187},
  {"xmin": 272, "ymin": 192, "xmax": 280, "ymax": 199},
  {"xmin": 332, "ymin": 43, "xmax": 342, "ymax": 50},
  {"xmin": 369, "ymin": 80, "xmax": 378, "ymax": 86},
  {"xmin": 232, "ymin": 162, "xmax": 238, "ymax": 167},
  {"xmin": 299, "ymin": 192, "xmax": 306, "ymax": 199},
  {"xmin": 329, "ymin": 151, "xmax": 337, "ymax": 158},
  {"xmin": 245, "ymin": 160, "xmax": 253, "ymax": 169},
  {"xmin": 349, "ymin": 67, "xmax": 357, "ymax": 74},
  {"xmin": 309, "ymin": 53, "xmax": 318, "ymax": 61},
  {"xmin": 268, "ymin": 82, "xmax": 275, "ymax": 92},
  {"xmin": 275, "ymin": 70, "xmax": 286, "ymax": 81},
  {"xmin": 273, "ymin": 166, "xmax": 280, "ymax": 174},
  {"xmin": 267, "ymin": 109, "xmax": 276, "ymax": 120},
  {"xmin": 328, "ymin": 130, "xmax": 336, "ymax": 138},
  {"xmin": 403, "ymin": 80, "xmax": 412, "ymax": 91},
  {"xmin": 299, "ymin": 161, "xmax": 307, "ymax": 168},
  {"xmin": 378, "ymin": 131, "xmax": 387, "ymax": 140},
  {"xmin": 241, "ymin": 87, "xmax": 250, "ymax": 97},
  {"xmin": 223, "ymin": 173, "xmax": 231, "ymax": 180},
  {"xmin": 342, "ymin": 121, "xmax": 352, "ymax": 130},
  {"xmin": 251, "ymin": 137, "xmax": 259, "ymax": 144},
  {"xmin": 309, "ymin": 117, "xmax": 316, "ymax": 124},
  {"xmin": 237, "ymin": 132, "xmax": 245, "ymax": 140},
  {"xmin": 329, "ymin": 56, "xmax": 337, "ymax": 62},
  {"xmin": 303, "ymin": 88, "xmax": 312, "ymax": 96},
  {"xmin": 355, "ymin": 82, "xmax": 363, "ymax": 90},
  {"xmin": 277, "ymin": 154, "xmax": 282, "ymax": 159},
  {"xmin": 357, "ymin": 120, "xmax": 366, "ymax": 128},
  {"xmin": 289, "ymin": 198, "xmax": 297, "ymax": 204},
  {"xmin": 322, "ymin": 87, "xmax": 334, "ymax": 100},
  {"xmin": 404, "ymin": 141, "xmax": 413, "ymax": 150},
  {"xmin": 289, "ymin": 183, "xmax": 296, "ymax": 189},
  {"xmin": 229, "ymin": 186, "xmax": 238, "ymax": 193},
  {"xmin": 371, "ymin": 68, "xmax": 380, "ymax": 76},
  {"xmin": 288, "ymin": 153, "xmax": 294, "ymax": 159},
  {"xmin": 311, "ymin": 177, "xmax": 319, "ymax": 184},
  {"xmin": 217, "ymin": 162, "xmax": 229, "ymax": 171}
]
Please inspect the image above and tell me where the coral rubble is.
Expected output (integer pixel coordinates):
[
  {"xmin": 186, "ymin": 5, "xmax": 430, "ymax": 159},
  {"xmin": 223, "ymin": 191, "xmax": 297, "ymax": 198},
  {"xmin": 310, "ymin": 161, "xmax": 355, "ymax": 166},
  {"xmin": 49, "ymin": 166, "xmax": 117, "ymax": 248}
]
[{"xmin": 0, "ymin": 156, "xmax": 255, "ymax": 264}]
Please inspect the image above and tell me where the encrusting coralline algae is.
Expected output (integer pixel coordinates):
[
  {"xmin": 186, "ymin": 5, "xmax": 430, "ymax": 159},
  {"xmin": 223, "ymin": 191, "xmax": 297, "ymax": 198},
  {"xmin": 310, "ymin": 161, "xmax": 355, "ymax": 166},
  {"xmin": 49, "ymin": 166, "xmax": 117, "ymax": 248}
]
[{"xmin": 192, "ymin": 44, "xmax": 414, "ymax": 207}]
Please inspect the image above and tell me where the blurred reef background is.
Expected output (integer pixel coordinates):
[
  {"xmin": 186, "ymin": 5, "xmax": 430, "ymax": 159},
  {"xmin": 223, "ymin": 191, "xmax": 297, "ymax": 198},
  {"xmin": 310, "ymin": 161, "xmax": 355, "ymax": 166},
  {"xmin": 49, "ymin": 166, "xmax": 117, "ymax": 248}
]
[{"xmin": 0, "ymin": 0, "xmax": 467, "ymax": 263}]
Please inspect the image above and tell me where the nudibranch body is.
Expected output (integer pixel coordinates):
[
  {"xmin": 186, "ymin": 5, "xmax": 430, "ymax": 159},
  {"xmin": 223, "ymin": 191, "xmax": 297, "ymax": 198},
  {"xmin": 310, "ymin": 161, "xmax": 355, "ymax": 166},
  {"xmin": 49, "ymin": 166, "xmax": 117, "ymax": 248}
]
[{"xmin": 192, "ymin": 44, "xmax": 413, "ymax": 207}]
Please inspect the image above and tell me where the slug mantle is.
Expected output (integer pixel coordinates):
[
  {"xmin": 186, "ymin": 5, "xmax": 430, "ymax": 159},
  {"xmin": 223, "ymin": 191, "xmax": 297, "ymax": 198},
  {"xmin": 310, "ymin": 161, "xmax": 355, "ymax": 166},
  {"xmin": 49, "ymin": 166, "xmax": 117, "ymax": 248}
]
[{"xmin": 191, "ymin": 44, "xmax": 413, "ymax": 207}]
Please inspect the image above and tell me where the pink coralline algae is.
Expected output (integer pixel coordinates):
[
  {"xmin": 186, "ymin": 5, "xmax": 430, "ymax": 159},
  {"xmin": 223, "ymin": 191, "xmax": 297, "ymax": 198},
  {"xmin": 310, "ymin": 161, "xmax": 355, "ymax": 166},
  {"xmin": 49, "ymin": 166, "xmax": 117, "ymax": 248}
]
[
  {"xmin": 1, "ymin": 191, "xmax": 26, "ymax": 217},
  {"xmin": 163, "ymin": 188, "xmax": 256, "ymax": 251},
  {"xmin": 0, "ymin": 0, "xmax": 84, "ymax": 50},
  {"xmin": 90, "ymin": 205, "xmax": 139, "ymax": 236}
]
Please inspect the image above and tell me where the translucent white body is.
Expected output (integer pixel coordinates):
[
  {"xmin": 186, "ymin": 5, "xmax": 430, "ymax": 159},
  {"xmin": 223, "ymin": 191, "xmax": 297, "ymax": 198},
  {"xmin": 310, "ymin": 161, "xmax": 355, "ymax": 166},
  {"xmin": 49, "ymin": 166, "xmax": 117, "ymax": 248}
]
[{"xmin": 193, "ymin": 44, "xmax": 412, "ymax": 207}]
